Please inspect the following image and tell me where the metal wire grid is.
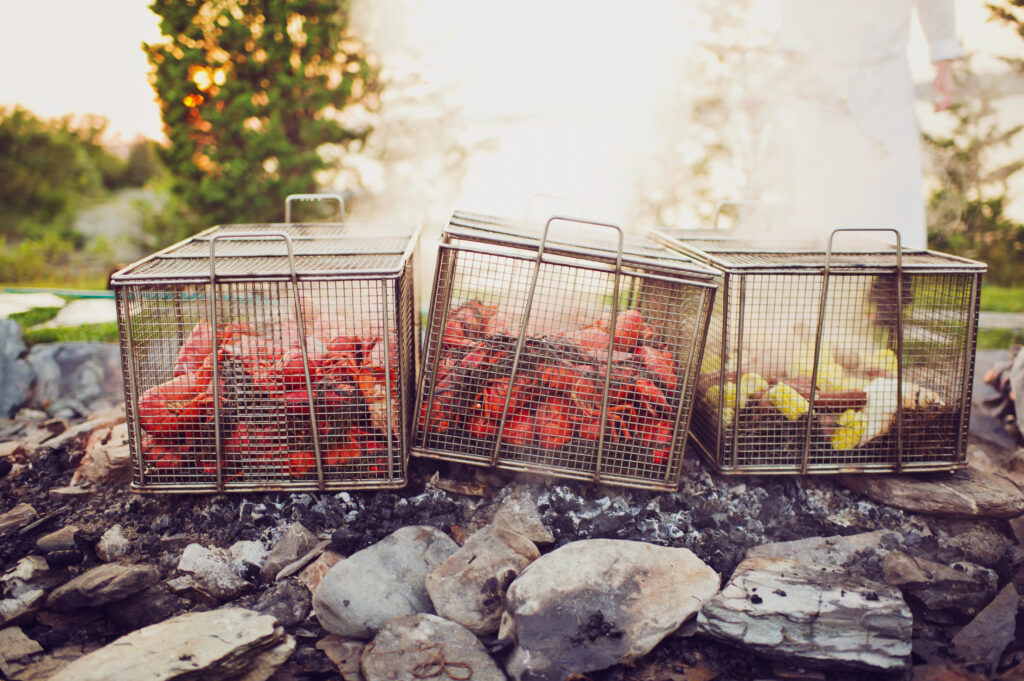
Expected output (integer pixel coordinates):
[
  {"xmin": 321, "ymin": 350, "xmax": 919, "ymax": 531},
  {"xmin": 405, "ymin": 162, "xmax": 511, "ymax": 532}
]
[
  {"xmin": 113, "ymin": 228, "xmax": 417, "ymax": 493},
  {"xmin": 413, "ymin": 229, "xmax": 715, "ymax": 490},
  {"xmin": 657, "ymin": 234, "xmax": 984, "ymax": 474}
]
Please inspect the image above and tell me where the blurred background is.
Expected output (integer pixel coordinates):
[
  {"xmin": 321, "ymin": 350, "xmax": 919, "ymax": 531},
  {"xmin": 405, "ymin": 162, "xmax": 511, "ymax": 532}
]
[{"xmin": 0, "ymin": 0, "xmax": 1021, "ymax": 345}]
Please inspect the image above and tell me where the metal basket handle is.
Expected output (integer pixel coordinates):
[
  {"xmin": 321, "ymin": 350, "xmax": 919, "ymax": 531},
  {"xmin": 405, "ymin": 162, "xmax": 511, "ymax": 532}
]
[
  {"xmin": 802, "ymin": 227, "xmax": 905, "ymax": 473},
  {"xmin": 207, "ymin": 232, "xmax": 325, "ymax": 490},
  {"xmin": 491, "ymin": 217, "xmax": 625, "ymax": 482},
  {"xmin": 285, "ymin": 193, "xmax": 345, "ymax": 223}
]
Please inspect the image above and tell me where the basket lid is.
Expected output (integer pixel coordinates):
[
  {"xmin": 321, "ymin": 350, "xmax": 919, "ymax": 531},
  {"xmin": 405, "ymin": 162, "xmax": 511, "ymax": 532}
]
[
  {"xmin": 648, "ymin": 228, "xmax": 987, "ymax": 273},
  {"xmin": 444, "ymin": 211, "xmax": 719, "ymax": 281},
  {"xmin": 111, "ymin": 223, "xmax": 419, "ymax": 283}
]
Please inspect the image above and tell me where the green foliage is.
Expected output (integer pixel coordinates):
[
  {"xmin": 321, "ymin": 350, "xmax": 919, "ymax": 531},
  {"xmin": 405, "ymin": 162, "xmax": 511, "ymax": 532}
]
[
  {"xmin": 0, "ymin": 107, "xmax": 125, "ymax": 239},
  {"xmin": 8, "ymin": 307, "xmax": 62, "ymax": 329},
  {"xmin": 977, "ymin": 327, "xmax": 1024, "ymax": 350},
  {"xmin": 22, "ymin": 322, "xmax": 120, "ymax": 346},
  {"xmin": 980, "ymin": 285, "xmax": 1024, "ymax": 312},
  {"xmin": 143, "ymin": 0, "xmax": 378, "ymax": 244},
  {"xmin": 0, "ymin": 233, "xmax": 118, "ymax": 286},
  {"xmin": 924, "ymin": 60, "xmax": 1024, "ymax": 286}
]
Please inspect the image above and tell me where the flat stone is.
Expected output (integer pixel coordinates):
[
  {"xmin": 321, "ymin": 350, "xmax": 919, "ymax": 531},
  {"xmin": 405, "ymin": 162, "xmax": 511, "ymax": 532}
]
[
  {"xmin": 276, "ymin": 540, "xmax": 330, "ymax": 581},
  {"xmin": 36, "ymin": 525, "xmax": 80, "ymax": 553},
  {"xmin": 0, "ymin": 503, "xmax": 37, "ymax": 536},
  {"xmin": 230, "ymin": 540, "xmax": 269, "ymax": 575},
  {"xmin": 5, "ymin": 643, "xmax": 95, "ymax": 681},
  {"xmin": 46, "ymin": 563, "xmax": 160, "ymax": 611},
  {"xmin": 0, "ymin": 589, "xmax": 45, "ymax": 626},
  {"xmin": 697, "ymin": 556, "xmax": 911, "ymax": 672},
  {"xmin": 746, "ymin": 530, "xmax": 899, "ymax": 570},
  {"xmin": 313, "ymin": 526, "xmax": 459, "ymax": 639},
  {"xmin": 361, "ymin": 614, "xmax": 506, "ymax": 681},
  {"xmin": 177, "ymin": 543, "xmax": 250, "ymax": 601},
  {"xmin": 492, "ymin": 486, "xmax": 555, "ymax": 544},
  {"xmin": 95, "ymin": 525, "xmax": 131, "ymax": 563},
  {"xmin": 951, "ymin": 583, "xmax": 1019, "ymax": 674},
  {"xmin": 501, "ymin": 538, "xmax": 719, "ymax": 681},
  {"xmin": 882, "ymin": 551, "xmax": 997, "ymax": 614},
  {"xmin": 299, "ymin": 551, "xmax": 343, "ymax": 594},
  {"xmin": 838, "ymin": 465, "xmax": 1024, "ymax": 518},
  {"xmin": 911, "ymin": 664, "xmax": 988, "ymax": 681},
  {"xmin": 944, "ymin": 524, "xmax": 1016, "ymax": 568},
  {"xmin": 48, "ymin": 607, "xmax": 294, "ymax": 681},
  {"xmin": 0, "ymin": 626, "xmax": 43, "ymax": 662},
  {"xmin": 261, "ymin": 523, "xmax": 318, "ymax": 581},
  {"xmin": 48, "ymin": 486, "xmax": 92, "ymax": 503},
  {"xmin": 73, "ymin": 422, "xmax": 131, "ymax": 485},
  {"xmin": 426, "ymin": 525, "xmax": 539, "ymax": 635}
]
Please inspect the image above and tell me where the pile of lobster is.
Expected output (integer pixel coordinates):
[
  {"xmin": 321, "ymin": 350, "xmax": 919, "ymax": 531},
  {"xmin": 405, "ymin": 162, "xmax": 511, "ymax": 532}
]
[
  {"xmin": 419, "ymin": 301, "xmax": 680, "ymax": 467},
  {"xmin": 137, "ymin": 319, "xmax": 399, "ymax": 478}
]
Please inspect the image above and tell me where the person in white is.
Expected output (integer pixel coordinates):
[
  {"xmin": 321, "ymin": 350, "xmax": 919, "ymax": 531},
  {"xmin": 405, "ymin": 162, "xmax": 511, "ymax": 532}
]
[{"xmin": 757, "ymin": 0, "xmax": 965, "ymax": 250}]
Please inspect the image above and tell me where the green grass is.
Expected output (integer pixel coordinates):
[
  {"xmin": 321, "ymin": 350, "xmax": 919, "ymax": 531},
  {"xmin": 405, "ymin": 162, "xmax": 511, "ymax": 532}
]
[
  {"xmin": 8, "ymin": 306, "xmax": 62, "ymax": 329},
  {"xmin": 977, "ymin": 327, "xmax": 1024, "ymax": 350},
  {"xmin": 22, "ymin": 322, "xmax": 120, "ymax": 345},
  {"xmin": 980, "ymin": 285, "xmax": 1023, "ymax": 313}
]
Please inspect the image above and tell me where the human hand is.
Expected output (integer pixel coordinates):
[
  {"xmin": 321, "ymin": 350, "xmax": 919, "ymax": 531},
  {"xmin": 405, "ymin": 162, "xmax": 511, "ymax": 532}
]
[{"xmin": 933, "ymin": 60, "xmax": 954, "ymax": 112}]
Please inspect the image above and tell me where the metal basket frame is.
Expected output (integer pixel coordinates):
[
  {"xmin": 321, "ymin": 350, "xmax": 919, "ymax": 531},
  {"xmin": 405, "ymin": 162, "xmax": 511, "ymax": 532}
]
[
  {"xmin": 651, "ymin": 226, "xmax": 987, "ymax": 475},
  {"xmin": 112, "ymin": 214, "xmax": 419, "ymax": 493},
  {"xmin": 413, "ymin": 213, "xmax": 718, "ymax": 490}
]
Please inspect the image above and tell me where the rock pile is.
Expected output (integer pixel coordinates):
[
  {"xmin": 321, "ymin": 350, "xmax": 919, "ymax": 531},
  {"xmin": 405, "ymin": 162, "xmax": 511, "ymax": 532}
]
[{"xmin": 1, "ymin": 377, "xmax": 1024, "ymax": 680}]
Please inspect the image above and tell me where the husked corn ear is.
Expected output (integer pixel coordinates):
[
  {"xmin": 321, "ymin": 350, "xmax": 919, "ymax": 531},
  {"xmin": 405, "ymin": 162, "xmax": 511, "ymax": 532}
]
[
  {"xmin": 815, "ymin": 363, "xmax": 845, "ymax": 392},
  {"xmin": 831, "ymin": 409, "xmax": 865, "ymax": 451},
  {"xmin": 739, "ymin": 372, "xmax": 768, "ymax": 400},
  {"xmin": 721, "ymin": 406, "xmax": 736, "ymax": 426},
  {"xmin": 701, "ymin": 353, "xmax": 722, "ymax": 375},
  {"xmin": 704, "ymin": 381, "xmax": 737, "ymax": 410},
  {"xmin": 866, "ymin": 349, "xmax": 898, "ymax": 375},
  {"xmin": 767, "ymin": 382, "xmax": 809, "ymax": 421}
]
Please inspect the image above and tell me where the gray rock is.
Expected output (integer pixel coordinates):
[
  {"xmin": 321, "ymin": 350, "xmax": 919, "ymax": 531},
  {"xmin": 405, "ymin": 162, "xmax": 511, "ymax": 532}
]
[
  {"xmin": 492, "ymin": 487, "xmax": 555, "ymax": 544},
  {"xmin": 230, "ymin": 540, "xmax": 269, "ymax": 575},
  {"xmin": 882, "ymin": 551, "xmax": 997, "ymax": 614},
  {"xmin": 0, "ymin": 319, "xmax": 33, "ymax": 418},
  {"xmin": 0, "ymin": 555, "xmax": 62, "ymax": 595},
  {"xmin": 177, "ymin": 543, "xmax": 250, "ymax": 601},
  {"xmin": 361, "ymin": 614, "xmax": 506, "ymax": 681},
  {"xmin": 25, "ymin": 343, "xmax": 123, "ymax": 416},
  {"xmin": 0, "ymin": 503, "xmax": 37, "ymax": 536},
  {"xmin": 838, "ymin": 466, "xmax": 1024, "ymax": 518},
  {"xmin": 261, "ymin": 523, "xmax": 318, "ymax": 581},
  {"xmin": 944, "ymin": 524, "xmax": 1015, "ymax": 568},
  {"xmin": 951, "ymin": 583, "xmax": 1019, "ymax": 674},
  {"xmin": 252, "ymin": 579, "xmax": 312, "ymax": 628},
  {"xmin": 96, "ymin": 525, "xmax": 131, "ymax": 563},
  {"xmin": 313, "ymin": 526, "xmax": 459, "ymax": 639},
  {"xmin": 36, "ymin": 525, "xmax": 80, "ymax": 553},
  {"xmin": 46, "ymin": 563, "xmax": 160, "ymax": 611},
  {"xmin": 501, "ymin": 539, "xmax": 719, "ymax": 681},
  {"xmin": 426, "ymin": 525, "xmax": 539, "ymax": 635},
  {"xmin": 697, "ymin": 556, "xmax": 911, "ymax": 672},
  {"xmin": 745, "ymin": 530, "xmax": 899, "ymax": 569},
  {"xmin": 48, "ymin": 607, "xmax": 294, "ymax": 681},
  {"xmin": 1012, "ymin": 348, "xmax": 1024, "ymax": 428}
]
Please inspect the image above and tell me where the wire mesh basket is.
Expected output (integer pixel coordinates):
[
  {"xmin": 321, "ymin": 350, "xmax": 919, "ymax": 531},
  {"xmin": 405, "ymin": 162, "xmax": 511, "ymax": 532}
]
[
  {"xmin": 650, "ymin": 227, "xmax": 986, "ymax": 475},
  {"xmin": 111, "ymin": 216, "xmax": 420, "ymax": 493},
  {"xmin": 413, "ymin": 212, "xmax": 718, "ymax": 490}
]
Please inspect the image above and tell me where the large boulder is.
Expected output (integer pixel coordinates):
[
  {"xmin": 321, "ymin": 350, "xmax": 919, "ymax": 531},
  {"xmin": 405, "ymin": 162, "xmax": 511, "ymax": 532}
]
[
  {"xmin": 312, "ymin": 526, "xmax": 459, "ymax": 639},
  {"xmin": 500, "ymin": 538, "xmax": 719, "ymax": 681},
  {"xmin": 0, "ymin": 319, "xmax": 32, "ymax": 418},
  {"xmin": 25, "ymin": 342, "xmax": 123, "ymax": 416}
]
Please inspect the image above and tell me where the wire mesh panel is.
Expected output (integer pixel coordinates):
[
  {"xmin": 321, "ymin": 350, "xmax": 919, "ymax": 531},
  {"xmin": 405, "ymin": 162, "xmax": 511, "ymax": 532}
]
[
  {"xmin": 413, "ymin": 213, "xmax": 717, "ymax": 490},
  {"xmin": 652, "ymin": 229, "xmax": 986, "ymax": 474},
  {"xmin": 112, "ymin": 223, "xmax": 419, "ymax": 492}
]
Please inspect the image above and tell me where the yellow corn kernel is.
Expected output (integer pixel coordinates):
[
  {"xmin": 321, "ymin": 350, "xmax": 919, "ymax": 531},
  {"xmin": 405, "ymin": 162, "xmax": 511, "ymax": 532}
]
[
  {"xmin": 767, "ymin": 382, "xmax": 809, "ymax": 421},
  {"xmin": 703, "ymin": 385, "xmax": 720, "ymax": 408},
  {"xmin": 739, "ymin": 372, "xmax": 769, "ymax": 399},
  {"xmin": 831, "ymin": 409, "xmax": 865, "ymax": 450},
  {"xmin": 701, "ymin": 353, "xmax": 722, "ymax": 375},
  {"xmin": 704, "ymin": 381, "xmax": 738, "ymax": 410},
  {"xmin": 815, "ymin": 363, "xmax": 845, "ymax": 392},
  {"xmin": 866, "ymin": 349, "xmax": 898, "ymax": 375},
  {"xmin": 721, "ymin": 407, "xmax": 736, "ymax": 426}
]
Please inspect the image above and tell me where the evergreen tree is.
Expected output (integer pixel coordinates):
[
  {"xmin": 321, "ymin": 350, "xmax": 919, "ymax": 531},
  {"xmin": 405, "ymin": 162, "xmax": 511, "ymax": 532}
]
[{"xmin": 144, "ymin": 0, "xmax": 377, "ymax": 239}]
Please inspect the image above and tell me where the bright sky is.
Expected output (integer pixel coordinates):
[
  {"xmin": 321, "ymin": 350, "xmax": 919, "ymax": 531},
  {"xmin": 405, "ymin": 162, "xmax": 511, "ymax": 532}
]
[{"xmin": 1, "ymin": 0, "xmax": 1015, "ymax": 142}]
